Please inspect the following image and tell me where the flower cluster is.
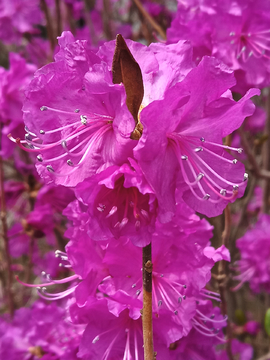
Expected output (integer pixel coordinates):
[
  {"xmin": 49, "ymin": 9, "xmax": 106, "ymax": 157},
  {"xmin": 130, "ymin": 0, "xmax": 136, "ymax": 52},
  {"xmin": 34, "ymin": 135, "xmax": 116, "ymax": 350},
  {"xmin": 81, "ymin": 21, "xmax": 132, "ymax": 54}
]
[
  {"xmin": 18, "ymin": 32, "xmax": 257, "ymax": 221},
  {"xmin": 0, "ymin": 301, "xmax": 84, "ymax": 359},
  {"xmin": 0, "ymin": 1, "xmax": 267, "ymax": 359},
  {"xmin": 167, "ymin": 0, "xmax": 270, "ymax": 93},
  {"xmin": 5, "ymin": 30, "xmax": 258, "ymax": 359}
]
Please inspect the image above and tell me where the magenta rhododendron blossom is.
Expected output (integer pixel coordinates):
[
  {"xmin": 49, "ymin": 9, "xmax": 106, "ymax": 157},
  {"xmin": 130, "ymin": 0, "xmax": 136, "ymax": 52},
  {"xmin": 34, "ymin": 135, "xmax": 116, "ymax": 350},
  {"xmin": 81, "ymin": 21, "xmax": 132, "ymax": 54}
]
[
  {"xmin": 4, "ymin": 19, "xmax": 264, "ymax": 359},
  {"xmin": 75, "ymin": 159, "xmax": 157, "ymax": 247},
  {"xmin": 212, "ymin": 0, "xmax": 270, "ymax": 92},
  {"xmin": 167, "ymin": 0, "xmax": 270, "ymax": 92},
  {"xmin": 0, "ymin": 52, "xmax": 36, "ymax": 158},
  {"xmin": 70, "ymin": 298, "xmax": 173, "ymax": 360},
  {"xmin": 244, "ymin": 105, "xmax": 266, "ymax": 133},
  {"xmin": 19, "ymin": 33, "xmax": 195, "ymax": 189},
  {"xmin": 244, "ymin": 321, "xmax": 260, "ymax": 336},
  {"xmin": 135, "ymin": 56, "xmax": 258, "ymax": 218},
  {"xmin": 234, "ymin": 214, "xmax": 270, "ymax": 293},
  {"xmin": 215, "ymin": 338, "xmax": 253, "ymax": 360},
  {"xmin": 0, "ymin": 0, "xmax": 42, "ymax": 44},
  {"xmin": 20, "ymin": 31, "xmax": 136, "ymax": 187},
  {"xmin": 18, "ymin": 31, "xmax": 259, "ymax": 219},
  {"xmin": 0, "ymin": 301, "xmax": 84, "ymax": 360}
]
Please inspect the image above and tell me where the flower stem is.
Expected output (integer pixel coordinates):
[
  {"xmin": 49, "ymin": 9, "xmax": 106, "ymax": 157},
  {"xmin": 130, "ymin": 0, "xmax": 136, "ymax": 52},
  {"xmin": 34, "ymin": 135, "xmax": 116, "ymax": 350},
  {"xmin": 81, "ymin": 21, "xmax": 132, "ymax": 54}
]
[
  {"xmin": 102, "ymin": 0, "xmax": 114, "ymax": 40},
  {"xmin": 40, "ymin": 0, "xmax": 56, "ymax": 55},
  {"xmin": 0, "ymin": 155, "xmax": 14, "ymax": 317},
  {"xmin": 132, "ymin": 0, "xmax": 167, "ymax": 40},
  {"xmin": 217, "ymin": 205, "xmax": 234, "ymax": 360},
  {"xmin": 55, "ymin": 0, "xmax": 62, "ymax": 37},
  {"xmin": 142, "ymin": 242, "xmax": 155, "ymax": 360}
]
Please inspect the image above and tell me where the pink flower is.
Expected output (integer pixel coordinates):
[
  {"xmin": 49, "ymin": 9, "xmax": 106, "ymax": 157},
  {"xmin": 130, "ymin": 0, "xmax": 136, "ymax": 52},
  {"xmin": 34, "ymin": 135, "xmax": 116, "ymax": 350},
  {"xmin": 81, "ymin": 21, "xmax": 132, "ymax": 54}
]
[
  {"xmin": 0, "ymin": 301, "xmax": 84, "ymax": 359},
  {"xmin": 167, "ymin": 0, "xmax": 270, "ymax": 92},
  {"xmin": 134, "ymin": 56, "xmax": 259, "ymax": 218},
  {"xmin": 19, "ymin": 31, "xmax": 136, "ymax": 187},
  {"xmin": 234, "ymin": 214, "xmax": 270, "ymax": 293},
  {"xmin": 215, "ymin": 338, "xmax": 253, "ymax": 360},
  {"xmin": 0, "ymin": 52, "xmax": 36, "ymax": 158},
  {"xmin": 0, "ymin": 0, "xmax": 42, "ymax": 44},
  {"xmin": 75, "ymin": 159, "xmax": 157, "ymax": 247}
]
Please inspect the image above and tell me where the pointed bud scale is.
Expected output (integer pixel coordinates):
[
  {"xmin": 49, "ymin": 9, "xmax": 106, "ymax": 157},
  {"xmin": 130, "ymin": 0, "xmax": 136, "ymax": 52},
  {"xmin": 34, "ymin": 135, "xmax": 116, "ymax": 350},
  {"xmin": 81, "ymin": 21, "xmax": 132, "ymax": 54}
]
[{"xmin": 112, "ymin": 34, "xmax": 144, "ymax": 140}]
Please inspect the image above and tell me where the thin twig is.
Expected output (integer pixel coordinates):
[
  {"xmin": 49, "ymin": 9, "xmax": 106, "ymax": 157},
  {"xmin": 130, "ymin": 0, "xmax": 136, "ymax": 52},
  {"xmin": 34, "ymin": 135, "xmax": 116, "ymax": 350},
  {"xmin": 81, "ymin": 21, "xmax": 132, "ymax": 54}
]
[
  {"xmin": 102, "ymin": 0, "xmax": 114, "ymax": 40},
  {"xmin": 217, "ymin": 206, "xmax": 234, "ymax": 360},
  {"xmin": 83, "ymin": 0, "xmax": 98, "ymax": 46},
  {"xmin": 255, "ymin": 352, "xmax": 270, "ymax": 360},
  {"xmin": 142, "ymin": 243, "xmax": 155, "ymax": 360},
  {"xmin": 132, "ymin": 0, "xmax": 167, "ymax": 40},
  {"xmin": 65, "ymin": 2, "xmax": 76, "ymax": 35},
  {"xmin": 22, "ymin": 236, "xmax": 35, "ymax": 301},
  {"xmin": 231, "ymin": 176, "xmax": 257, "ymax": 241},
  {"xmin": 238, "ymin": 126, "xmax": 261, "ymax": 175},
  {"xmin": 238, "ymin": 127, "xmax": 270, "ymax": 180},
  {"xmin": 0, "ymin": 155, "xmax": 14, "ymax": 317},
  {"xmin": 55, "ymin": 0, "xmax": 62, "ymax": 37},
  {"xmin": 40, "ymin": 0, "xmax": 56, "ymax": 55}
]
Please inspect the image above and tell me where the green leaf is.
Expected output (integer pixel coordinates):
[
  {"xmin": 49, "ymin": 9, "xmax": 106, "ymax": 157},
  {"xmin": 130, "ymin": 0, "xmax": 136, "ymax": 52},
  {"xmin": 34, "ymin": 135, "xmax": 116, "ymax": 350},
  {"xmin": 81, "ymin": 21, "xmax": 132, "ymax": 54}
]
[{"xmin": 264, "ymin": 308, "xmax": 270, "ymax": 337}]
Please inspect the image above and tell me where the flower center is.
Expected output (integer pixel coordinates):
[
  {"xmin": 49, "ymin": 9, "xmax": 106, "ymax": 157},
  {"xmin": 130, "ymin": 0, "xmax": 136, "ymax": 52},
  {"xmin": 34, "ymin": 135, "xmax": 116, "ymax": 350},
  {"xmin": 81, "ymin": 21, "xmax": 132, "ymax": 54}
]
[
  {"xmin": 95, "ymin": 177, "xmax": 152, "ymax": 235},
  {"xmin": 230, "ymin": 26, "xmax": 270, "ymax": 61}
]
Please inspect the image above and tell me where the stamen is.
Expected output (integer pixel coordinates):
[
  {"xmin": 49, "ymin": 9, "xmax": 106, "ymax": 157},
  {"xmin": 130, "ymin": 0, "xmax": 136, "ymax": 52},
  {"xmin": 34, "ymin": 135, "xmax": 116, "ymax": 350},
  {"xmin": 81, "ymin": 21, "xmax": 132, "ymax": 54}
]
[
  {"xmin": 92, "ymin": 336, "xmax": 100, "ymax": 344},
  {"xmin": 168, "ymin": 133, "xmax": 245, "ymax": 204},
  {"xmin": 197, "ymin": 173, "xmax": 204, "ymax": 181},
  {"xmin": 140, "ymin": 209, "xmax": 150, "ymax": 221},
  {"xmin": 119, "ymin": 218, "xmax": 129, "ymax": 230},
  {"xmin": 25, "ymin": 126, "xmax": 37, "ymax": 137},
  {"xmin": 106, "ymin": 206, "xmax": 118, "ymax": 218},
  {"xmin": 37, "ymin": 286, "xmax": 77, "ymax": 300},
  {"xmin": 46, "ymin": 165, "xmax": 55, "ymax": 173},
  {"xmin": 97, "ymin": 204, "xmax": 106, "ymax": 212},
  {"xmin": 80, "ymin": 115, "xmax": 88, "ymax": 125},
  {"xmin": 25, "ymin": 134, "xmax": 32, "ymax": 141},
  {"xmin": 196, "ymin": 309, "xmax": 228, "ymax": 323},
  {"xmin": 15, "ymin": 274, "xmax": 80, "ymax": 287}
]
